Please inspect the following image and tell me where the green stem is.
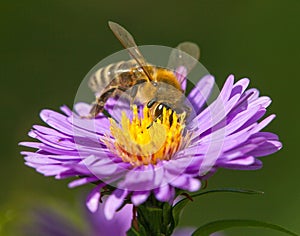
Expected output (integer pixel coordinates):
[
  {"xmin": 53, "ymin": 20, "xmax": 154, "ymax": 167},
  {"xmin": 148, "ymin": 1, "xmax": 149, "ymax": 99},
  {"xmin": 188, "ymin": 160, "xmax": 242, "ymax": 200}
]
[{"xmin": 127, "ymin": 196, "xmax": 174, "ymax": 236}]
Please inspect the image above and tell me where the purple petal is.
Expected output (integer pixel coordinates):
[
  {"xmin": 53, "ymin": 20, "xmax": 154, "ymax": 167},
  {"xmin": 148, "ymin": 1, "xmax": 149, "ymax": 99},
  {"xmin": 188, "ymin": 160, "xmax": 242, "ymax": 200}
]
[
  {"xmin": 31, "ymin": 131, "xmax": 75, "ymax": 150},
  {"xmin": 24, "ymin": 155, "xmax": 61, "ymax": 165},
  {"xmin": 105, "ymin": 96, "xmax": 132, "ymax": 122},
  {"xmin": 83, "ymin": 155, "xmax": 119, "ymax": 177},
  {"xmin": 168, "ymin": 173, "xmax": 201, "ymax": 192},
  {"xmin": 70, "ymin": 114, "xmax": 111, "ymax": 135},
  {"xmin": 251, "ymin": 132, "xmax": 279, "ymax": 140},
  {"xmin": 186, "ymin": 177, "xmax": 201, "ymax": 192},
  {"xmin": 74, "ymin": 102, "xmax": 92, "ymax": 117},
  {"xmin": 219, "ymin": 74, "xmax": 235, "ymax": 102},
  {"xmin": 86, "ymin": 185, "xmax": 102, "ymax": 213},
  {"xmin": 153, "ymin": 164, "xmax": 164, "ymax": 187},
  {"xmin": 224, "ymin": 144, "xmax": 258, "ymax": 159},
  {"xmin": 36, "ymin": 165, "xmax": 70, "ymax": 176},
  {"xmin": 154, "ymin": 184, "xmax": 174, "ymax": 202},
  {"xmin": 131, "ymin": 191, "xmax": 151, "ymax": 205},
  {"xmin": 60, "ymin": 105, "xmax": 73, "ymax": 116},
  {"xmin": 88, "ymin": 198, "xmax": 132, "ymax": 236},
  {"xmin": 172, "ymin": 227, "xmax": 196, "ymax": 236},
  {"xmin": 229, "ymin": 78, "xmax": 249, "ymax": 98},
  {"xmin": 190, "ymin": 94, "xmax": 240, "ymax": 138},
  {"xmin": 223, "ymin": 155, "xmax": 255, "ymax": 166},
  {"xmin": 104, "ymin": 189, "xmax": 128, "ymax": 220},
  {"xmin": 252, "ymin": 114, "xmax": 276, "ymax": 133},
  {"xmin": 248, "ymin": 140, "xmax": 282, "ymax": 157},
  {"xmin": 19, "ymin": 141, "xmax": 45, "ymax": 149},
  {"xmin": 68, "ymin": 176, "xmax": 99, "ymax": 188},
  {"xmin": 187, "ymin": 75, "xmax": 215, "ymax": 113},
  {"xmin": 220, "ymin": 159, "xmax": 263, "ymax": 170},
  {"xmin": 118, "ymin": 165, "xmax": 155, "ymax": 191},
  {"xmin": 40, "ymin": 109, "xmax": 74, "ymax": 136},
  {"xmin": 33, "ymin": 125, "xmax": 70, "ymax": 138}
]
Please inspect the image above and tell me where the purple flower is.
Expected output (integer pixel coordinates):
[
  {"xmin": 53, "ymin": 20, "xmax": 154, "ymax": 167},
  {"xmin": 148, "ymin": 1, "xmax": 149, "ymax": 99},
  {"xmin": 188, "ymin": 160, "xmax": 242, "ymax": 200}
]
[
  {"xmin": 20, "ymin": 74, "xmax": 281, "ymax": 220},
  {"xmin": 23, "ymin": 198, "xmax": 132, "ymax": 236},
  {"xmin": 24, "ymin": 198, "xmax": 209, "ymax": 236}
]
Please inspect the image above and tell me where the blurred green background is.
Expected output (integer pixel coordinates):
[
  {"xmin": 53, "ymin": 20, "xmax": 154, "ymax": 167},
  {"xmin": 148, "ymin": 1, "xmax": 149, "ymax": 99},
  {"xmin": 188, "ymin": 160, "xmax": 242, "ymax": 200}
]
[{"xmin": 1, "ymin": 0, "xmax": 299, "ymax": 235}]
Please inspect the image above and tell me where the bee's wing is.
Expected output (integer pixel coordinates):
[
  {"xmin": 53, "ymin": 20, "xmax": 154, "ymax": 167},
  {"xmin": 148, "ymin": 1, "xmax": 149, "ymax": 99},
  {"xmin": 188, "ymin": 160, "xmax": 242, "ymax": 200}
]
[
  {"xmin": 167, "ymin": 42, "xmax": 200, "ymax": 74},
  {"xmin": 108, "ymin": 21, "xmax": 153, "ymax": 81}
]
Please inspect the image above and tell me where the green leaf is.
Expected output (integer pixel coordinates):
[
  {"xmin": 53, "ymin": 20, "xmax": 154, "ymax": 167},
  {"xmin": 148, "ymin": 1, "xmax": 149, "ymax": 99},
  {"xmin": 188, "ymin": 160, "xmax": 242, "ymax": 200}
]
[
  {"xmin": 126, "ymin": 227, "xmax": 141, "ymax": 236},
  {"xmin": 126, "ymin": 219, "xmax": 147, "ymax": 236},
  {"xmin": 172, "ymin": 188, "xmax": 263, "ymax": 228},
  {"xmin": 191, "ymin": 219, "xmax": 298, "ymax": 236},
  {"xmin": 172, "ymin": 196, "xmax": 189, "ymax": 228},
  {"xmin": 191, "ymin": 188, "xmax": 264, "ymax": 198}
]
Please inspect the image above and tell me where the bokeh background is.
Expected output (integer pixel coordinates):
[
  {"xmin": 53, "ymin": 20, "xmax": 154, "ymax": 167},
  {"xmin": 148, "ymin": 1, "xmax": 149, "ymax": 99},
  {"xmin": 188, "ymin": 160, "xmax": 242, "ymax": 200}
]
[{"xmin": 1, "ymin": 0, "xmax": 299, "ymax": 235}]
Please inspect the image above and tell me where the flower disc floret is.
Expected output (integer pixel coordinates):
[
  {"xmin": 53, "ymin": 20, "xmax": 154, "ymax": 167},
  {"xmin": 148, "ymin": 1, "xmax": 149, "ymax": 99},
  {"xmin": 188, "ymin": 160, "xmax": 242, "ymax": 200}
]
[{"xmin": 104, "ymin": 105, "xmax": 187, "ymax": 166}]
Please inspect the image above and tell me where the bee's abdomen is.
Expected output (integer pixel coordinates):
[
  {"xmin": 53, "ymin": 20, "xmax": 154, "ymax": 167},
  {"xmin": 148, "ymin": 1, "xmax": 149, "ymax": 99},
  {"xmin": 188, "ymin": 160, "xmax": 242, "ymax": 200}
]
[{"xmin": 88, "ymin": 59, "xmax": 139, "ymax": 92}]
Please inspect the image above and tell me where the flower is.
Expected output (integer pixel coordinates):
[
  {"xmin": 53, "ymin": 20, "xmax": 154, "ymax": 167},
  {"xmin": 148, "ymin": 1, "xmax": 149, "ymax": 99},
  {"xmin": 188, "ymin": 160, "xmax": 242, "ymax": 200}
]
[
  {"xmin": 20, "ymin": 74, "xmax": 281, "ymax": 220},
  {"xmin": 23, "ymin": 198, "xmax": 132, "ymax": 236},
  {"xmin": 23, "ymin": 198, "xmax": 213, "ymax": 236}
]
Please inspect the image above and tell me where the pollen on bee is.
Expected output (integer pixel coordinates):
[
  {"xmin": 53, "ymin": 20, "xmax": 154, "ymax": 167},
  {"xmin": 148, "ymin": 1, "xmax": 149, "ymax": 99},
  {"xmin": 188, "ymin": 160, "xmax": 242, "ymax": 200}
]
[{"xmin": 102, "ymin": 105, "xmax": 188, "ymax": 166}]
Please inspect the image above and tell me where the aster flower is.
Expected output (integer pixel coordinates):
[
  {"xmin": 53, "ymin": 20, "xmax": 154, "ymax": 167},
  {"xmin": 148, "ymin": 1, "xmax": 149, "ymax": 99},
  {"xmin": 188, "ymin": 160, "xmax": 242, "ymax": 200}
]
[
  {"xmin": 20, "ymin": 74, "xmax": 281, "ymax": 234},
  {"xmin": 24, "ymin": 198, "xmax": 132, "ymax": 236},
  {"xmin": 23, "ymin": 198, "xmax": 209, "ymax": 236}
]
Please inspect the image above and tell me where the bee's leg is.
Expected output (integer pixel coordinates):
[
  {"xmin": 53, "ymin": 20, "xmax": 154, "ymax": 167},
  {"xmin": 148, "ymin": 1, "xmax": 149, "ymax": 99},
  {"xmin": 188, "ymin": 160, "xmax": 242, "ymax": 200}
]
[
  {"xmin": 182, "ymin": 105, "xmax": 191, "ymax": 119},
  {"xmin": 147, "ymin": 114, "xmax": 162, "ymax": 129},
  {"xmin": 147, "ymin": 98, "xmax": 157, "ymax": 108},
  {"xmin": 129, "ymin": 85, "xmax": 138, "ymax": 109},
  {"xmin": 82, "ymin": 88, "xmax": 117, "ymax": 119},
  {"xmin": 81, "ymin": 97, "xmax": 105, "ymax": 119},
  {"xmin": 146, "ymin": 122, "xmax": 153, "ymax": 129},
  {"xmin": 128, "ymin": 79, "xmax": 147, "ymax": 109},
  {"xmin": 174, "ymin": 105, "xmax": 190, "ymax": 121},
  {"xmin": 87, "ymin": 99, "xmax": 105, "ymax": 118}
]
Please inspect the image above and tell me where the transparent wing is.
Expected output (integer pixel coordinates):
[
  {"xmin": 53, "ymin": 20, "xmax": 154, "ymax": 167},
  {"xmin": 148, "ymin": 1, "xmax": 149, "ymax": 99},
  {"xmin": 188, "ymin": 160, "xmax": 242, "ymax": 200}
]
[
  {"xmin": 167, "ymin": 42, "xmax": 200, "ymax": 74},
  {"xmin": 108, "ymin": 21, "xmax": 153, "ymax": 81}
]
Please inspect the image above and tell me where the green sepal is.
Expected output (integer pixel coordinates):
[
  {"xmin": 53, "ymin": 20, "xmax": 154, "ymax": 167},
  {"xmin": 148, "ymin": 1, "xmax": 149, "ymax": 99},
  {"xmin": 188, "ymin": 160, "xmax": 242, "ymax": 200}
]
[
  {"xmin": 126, "ymin": 227, "xmax": 141, "ymax": 236},
  {"xmin": 137, "ymin": 204, "xmax": 163, "ymax": 235},
  {"xmin": 191, "ymin": 219, "xmax": 298, "ymax": 236},
  {"xmin": 126, "ymin": 222, "xmax": 147, "ymax": 236},
  {"xmin": 127, "ymin": 200, "xmax": 174, "ymax": 236},
  {"xmin": 162, "ymin": 203, "xmax": 174, "ymax": 235}
]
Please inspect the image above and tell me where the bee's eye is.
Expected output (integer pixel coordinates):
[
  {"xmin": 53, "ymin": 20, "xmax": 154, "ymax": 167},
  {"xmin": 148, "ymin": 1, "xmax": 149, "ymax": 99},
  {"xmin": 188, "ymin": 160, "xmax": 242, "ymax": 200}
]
[
  {"xmin": 154, "ymin": 104, "xmax": 164, "ymax": 118},
  {"xmin": 154, "ymin": 103, "xmax": 172, "ymax": 118},
  {"xmin": 158, "ymin": 104, "xmax": 164, "ymax": 110},
  {"xmin": 147, "ymin": 98, "xmax": 157, "ymax": 108}
]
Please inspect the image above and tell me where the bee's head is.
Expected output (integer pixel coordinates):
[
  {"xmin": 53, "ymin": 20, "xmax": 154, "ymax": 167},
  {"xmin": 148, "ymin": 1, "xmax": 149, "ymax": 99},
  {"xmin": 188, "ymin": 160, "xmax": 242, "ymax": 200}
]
[
  {"xmin": 147, "ymin": 99, "xmax": 169, "ymax": 120},
  {"xmin": 146, "ymin": 99, "xmax": 187, "ymax": 128}
]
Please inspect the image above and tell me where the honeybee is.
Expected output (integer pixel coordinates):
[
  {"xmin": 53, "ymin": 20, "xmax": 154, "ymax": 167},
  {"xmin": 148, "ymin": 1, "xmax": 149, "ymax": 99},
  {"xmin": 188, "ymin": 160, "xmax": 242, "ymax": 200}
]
[{"xmin": 87, "ymin": 21, "xmax": 200, "ymax": 123}]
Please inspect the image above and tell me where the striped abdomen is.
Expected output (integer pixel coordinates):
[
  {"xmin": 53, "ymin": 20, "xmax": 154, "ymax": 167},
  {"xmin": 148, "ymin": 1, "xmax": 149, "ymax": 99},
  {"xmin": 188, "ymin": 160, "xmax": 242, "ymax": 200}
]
[{"xmin": 88, "ymin": 59, "xmax": 141, "ymax": 93}]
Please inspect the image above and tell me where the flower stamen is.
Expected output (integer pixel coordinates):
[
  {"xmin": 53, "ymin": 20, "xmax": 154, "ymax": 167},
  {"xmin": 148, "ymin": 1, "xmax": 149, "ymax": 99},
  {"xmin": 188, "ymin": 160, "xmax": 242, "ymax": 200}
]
[{"xmin": 104, "ymin": 105, "xmax": 186, "ymax": 166}]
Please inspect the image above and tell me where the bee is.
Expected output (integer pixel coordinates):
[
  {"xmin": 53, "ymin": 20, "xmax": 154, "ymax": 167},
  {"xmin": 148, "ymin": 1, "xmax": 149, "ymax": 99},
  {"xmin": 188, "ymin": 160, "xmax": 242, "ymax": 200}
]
[{"xmin": 87, "ymin": 21, "xmax": 200, "ymax": 123}]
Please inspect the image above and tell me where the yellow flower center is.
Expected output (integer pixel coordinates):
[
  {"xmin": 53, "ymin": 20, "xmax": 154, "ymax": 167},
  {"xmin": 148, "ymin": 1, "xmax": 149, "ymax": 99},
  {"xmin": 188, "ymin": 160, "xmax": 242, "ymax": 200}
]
[{"xmin": 103, "ymin": 105, "xmax": 187, "ymax": 166}]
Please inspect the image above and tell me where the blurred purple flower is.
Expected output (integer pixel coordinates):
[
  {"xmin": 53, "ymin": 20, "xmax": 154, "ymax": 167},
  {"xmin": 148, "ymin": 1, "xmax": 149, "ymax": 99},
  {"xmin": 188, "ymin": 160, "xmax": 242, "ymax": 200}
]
[
  {"xmin": 24, "ymin": 198, "xmax": 215, "ymax": 236},
  {"xmin": 20, "ymin": 74, "xmax": 281, "ymax": 219},
  {"xmin": 23, "ymin": 198, "xmax": 131, "ymax": 236},
  {"xmin": 24, "ymin": 207, "xmax": 83, "ymax": 236},
  {"xmin": 87, "ymin": 198, "xmax": 132, "ymax": 236}
]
